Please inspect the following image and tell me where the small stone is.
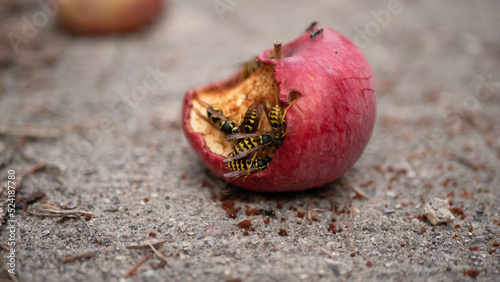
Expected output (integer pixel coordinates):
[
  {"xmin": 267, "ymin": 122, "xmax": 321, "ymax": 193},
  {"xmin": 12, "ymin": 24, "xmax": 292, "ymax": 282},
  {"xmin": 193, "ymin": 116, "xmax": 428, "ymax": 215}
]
[
  {"xmin": 143, "ymin": 269, "xmax": 156, "ymax": 277},
  {"xmin": 411, "ymin": 218, "xmax": 421, "ymax": 228},
  {"xmin": 329, "ymin": 263, "xmax": 350, "ymax": 275},
  {"xmin": 330, "ymin": 264, "xmax": 340, "ymax": 276},
  {"xmin": 382, "ymin": 208, "xmax": 395, "ymax": 214},
  {"xmin": 424, "ymin": 198, "xmax": 455, "ymax": 225},
  {"xmin": 115, "ymin": 255, "xmax": 126, "ymax": 261}
]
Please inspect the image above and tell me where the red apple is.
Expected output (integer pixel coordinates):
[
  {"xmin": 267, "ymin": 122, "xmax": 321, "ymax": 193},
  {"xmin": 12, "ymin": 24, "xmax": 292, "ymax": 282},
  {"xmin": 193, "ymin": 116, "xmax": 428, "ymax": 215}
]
[
  {"xmin": 182, "ymin": 25, "xmax": 376, "ymax": 192},
  {"xmin": 56, "ymin": 0, "xmax": 164, "ymax": 35}
]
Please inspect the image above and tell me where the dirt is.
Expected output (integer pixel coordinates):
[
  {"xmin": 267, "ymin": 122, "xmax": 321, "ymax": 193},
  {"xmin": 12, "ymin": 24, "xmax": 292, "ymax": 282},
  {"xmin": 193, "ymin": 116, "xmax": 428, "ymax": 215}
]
[{"xmin": 0, "ymin": 0, "xmax": 499, "ymax": 281}]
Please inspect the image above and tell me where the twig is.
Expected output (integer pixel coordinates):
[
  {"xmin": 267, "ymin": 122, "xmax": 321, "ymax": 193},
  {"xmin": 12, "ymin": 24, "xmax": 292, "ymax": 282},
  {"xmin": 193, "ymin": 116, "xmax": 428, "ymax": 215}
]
[
  {"xmin": 19, "ymin": 161, "xmax": 47, "ymax": 178},
  {"xmin": 307, "ymin": 197, "xmax": 312, "ymax": 220},
  {"xmin": 77, "ymin": 213, "xmax": 97, "ymax": 242},
  {"xmin": 274, "ymin": 41, "xmax": 282, "ymax": 59},
  {"xmin": 0, "ymin": 125, "xmax": 74, "ymax": 139},
  {"xmin": 338, "ymin": 178, "xmax": 370, "ymax": 199},
  {"xmin": 319, "ymin": 247, "xmax": 339, "ymax": 259},
  {"xmin": 0, "ymin": 253, "xmax": 19, "ymax": 282},
  {"xmin": 61, "ymin": 252, "xmax": 95, "ymax": 263},
  {"xmin": 126, "ymin": 239, "xmax": 169, "ymax": 250},
  {"xmin": 124, "ymin": 253, "xmax": 151, "ymax": 278},
  {"xmin": 26, "ymin": 204, "xmax": 97, "ymax": 242},
  {"xmin": 38, "ymin": 203, "xmax": 92, "ymax": 215},
  {"xmin": 0, "ymin": 243, "xmax": 10, "ymax": 252},
  {"xmin": 148, "ymin": 243, "xmax": 169, "ymax": 265}
]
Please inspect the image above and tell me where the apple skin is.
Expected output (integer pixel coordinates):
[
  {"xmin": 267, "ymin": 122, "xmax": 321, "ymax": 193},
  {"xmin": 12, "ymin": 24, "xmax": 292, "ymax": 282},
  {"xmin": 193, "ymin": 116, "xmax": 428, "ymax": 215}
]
[
  {"xmin": 56, "ymin": 0, "xmax": 164, "ymax": 35},
  {"xmin": 183, "ymin": 26, "xmax": 376, "ymax": 192}
]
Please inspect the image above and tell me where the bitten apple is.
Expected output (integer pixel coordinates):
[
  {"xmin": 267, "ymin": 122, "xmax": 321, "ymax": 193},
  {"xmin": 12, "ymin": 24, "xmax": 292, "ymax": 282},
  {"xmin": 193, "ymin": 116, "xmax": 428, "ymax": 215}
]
[
  {"xmin": 56, "ymin": 0, "xmax": 164, "ymax": 35},
  {"xmin": 183, "ymin": 25, "xmax": 376, "ymax": 192}
]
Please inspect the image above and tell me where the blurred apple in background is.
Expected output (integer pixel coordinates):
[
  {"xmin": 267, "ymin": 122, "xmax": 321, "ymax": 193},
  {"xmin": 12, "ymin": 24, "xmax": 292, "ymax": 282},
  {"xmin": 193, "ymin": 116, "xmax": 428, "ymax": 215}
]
[{"xmin": 56, "ymin": 0, "xmax": 164, "ymax": 35}]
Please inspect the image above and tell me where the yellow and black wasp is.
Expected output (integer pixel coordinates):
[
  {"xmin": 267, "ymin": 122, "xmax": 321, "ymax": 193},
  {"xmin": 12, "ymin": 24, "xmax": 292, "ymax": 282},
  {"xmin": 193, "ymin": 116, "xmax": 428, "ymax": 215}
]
[
  {"xmin": 193, "ymin": 99, "xmax": 238, "ymax": 135},
  {"xmin": 229, "ymin": 102, "xmax": 263, "ymax": 137},
  {"xmin": 223, "ymin": 99, "xmax": 297, "ymax": 163},
  {"xmin": 223, "ymin": 133, "xmax": 274, "ymax": 163},
  {"xmin": 224, "ymin": 157, "xmax": 271, "ymax": 179}
]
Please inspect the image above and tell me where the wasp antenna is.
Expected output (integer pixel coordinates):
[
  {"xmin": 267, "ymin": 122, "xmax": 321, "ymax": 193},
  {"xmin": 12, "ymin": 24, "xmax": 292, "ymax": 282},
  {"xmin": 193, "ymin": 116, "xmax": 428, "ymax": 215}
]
[{"xmin": 284, "ymin": 96, "xmax": 299, "ymax": 115}]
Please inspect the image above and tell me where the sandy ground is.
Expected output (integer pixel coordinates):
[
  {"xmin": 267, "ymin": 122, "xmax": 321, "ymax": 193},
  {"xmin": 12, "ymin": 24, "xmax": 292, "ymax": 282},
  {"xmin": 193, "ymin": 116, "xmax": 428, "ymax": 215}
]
[{"xmin": 0, "ymin": 0, "xmax": 499, "ymax": 281}]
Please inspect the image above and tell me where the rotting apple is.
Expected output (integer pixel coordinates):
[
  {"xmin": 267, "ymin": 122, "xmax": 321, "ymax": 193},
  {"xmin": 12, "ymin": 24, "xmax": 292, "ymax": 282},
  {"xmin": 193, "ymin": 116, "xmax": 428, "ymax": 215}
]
[
  {"xmin": 56, "ymin": 0, "xmax": 164, "ymax": 35},
  {"xmin": 182, "ymin": 25, "xmax": 376, "ymax": 192}
]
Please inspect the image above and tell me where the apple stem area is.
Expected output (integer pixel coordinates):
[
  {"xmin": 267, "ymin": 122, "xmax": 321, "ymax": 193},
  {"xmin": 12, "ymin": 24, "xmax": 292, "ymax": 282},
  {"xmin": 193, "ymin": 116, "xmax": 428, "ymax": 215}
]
[
  {"xmin": 190, "ymin": 64, "xmax": 280, "ymax": 156},
  {"xmin": 274, "ymin": 41, "xmax": 282, "ymax": 59}
]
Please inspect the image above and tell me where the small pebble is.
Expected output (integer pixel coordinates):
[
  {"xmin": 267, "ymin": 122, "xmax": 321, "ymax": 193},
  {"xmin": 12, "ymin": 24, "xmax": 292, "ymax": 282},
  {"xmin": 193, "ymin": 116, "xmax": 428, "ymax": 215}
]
[
  {"xmin": 382, "ymin": 208, "xmax": 395, "ymax": 214},
  {"xmin": 424, "ymin": 198, "xmax": 454, "ymax": 225}
]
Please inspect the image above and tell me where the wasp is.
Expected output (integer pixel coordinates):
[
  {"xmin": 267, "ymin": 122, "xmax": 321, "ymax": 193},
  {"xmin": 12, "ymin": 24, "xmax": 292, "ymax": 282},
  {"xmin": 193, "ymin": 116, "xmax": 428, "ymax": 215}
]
[
  {"xmin": 239, "ymin": 57, "xmax": 261, "ymax": 82},
  {"xmin": 224, "ymin": 99, "xmax": 297, "ymax": 162},
  {"xmin": 224, "ymin": 133, "xmax": 274, "ymax": 163},
  {"xmin": 266, "ymin": 98, "xmax": 299, "ymax": 147},
  {"xmin": 310, "ymin": 28, "xmax": 324, "ymax": 39},
  {"xmin": 237, "ymin": 102, "xmax": 263, "ymax": 134},
  {"xmin": 266, "ymin": 103, "xmax": 287, "ymax": 148},
  {"xmin": 224, "ymin": 102, "xmax": 263, "ymax": 140},
  {"xmin": 224, "ymin": 157, "xmax": 271, "ymax": 179},
  {"xmin": 193, "ymin": 99, "xmax": 238, "ymax": 134}
]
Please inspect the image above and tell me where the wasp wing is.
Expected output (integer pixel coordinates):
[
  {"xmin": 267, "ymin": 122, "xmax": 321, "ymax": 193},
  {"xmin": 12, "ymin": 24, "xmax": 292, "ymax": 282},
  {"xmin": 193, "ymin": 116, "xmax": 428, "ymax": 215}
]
[
  {"xmin": 223, "ymin": 145, "xmax": 264, "ymax": 163},
  {"xmin": 239, "ymin": 103, "xmax": 262, "ymax": 134},
  {"xmin": 192, "ymin": 105, "xmax": 215, "ymax": 127},
  {"xmin": 225, "ymin": 132, "xmax": 262, "ymax": 141},
  {"xmin": 195, "ymin": 99, "xmax": 233, "ymax": 123},
  {"xmin": 224, "ymin": 167, "xmax": 261, "ymax": 179}
]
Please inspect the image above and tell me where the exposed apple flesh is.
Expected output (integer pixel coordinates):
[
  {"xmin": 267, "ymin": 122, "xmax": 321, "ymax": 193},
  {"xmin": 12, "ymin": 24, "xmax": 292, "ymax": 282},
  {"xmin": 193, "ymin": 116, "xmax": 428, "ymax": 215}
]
[
  {"xmin": 189, "ymin": 64, "xmax": 278, "ymax": 156},
  {"xmin": 182, "ymin": 26, "xmax": 376, "ymax": 192}
]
